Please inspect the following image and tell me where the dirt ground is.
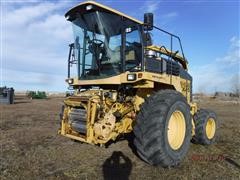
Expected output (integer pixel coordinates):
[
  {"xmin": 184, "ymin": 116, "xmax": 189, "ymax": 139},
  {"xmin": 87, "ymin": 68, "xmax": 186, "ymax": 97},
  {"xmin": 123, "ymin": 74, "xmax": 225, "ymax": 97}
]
[{"xmin": 1, "ymin": 97, "xmax": 240, "ymax": 179}]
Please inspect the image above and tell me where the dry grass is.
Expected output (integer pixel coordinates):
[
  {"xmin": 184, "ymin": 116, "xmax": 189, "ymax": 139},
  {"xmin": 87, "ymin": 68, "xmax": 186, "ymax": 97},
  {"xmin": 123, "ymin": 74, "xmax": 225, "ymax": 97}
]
[{"xmin": 0, "ymin": 97, "xmax": 240, "ymax": 179}]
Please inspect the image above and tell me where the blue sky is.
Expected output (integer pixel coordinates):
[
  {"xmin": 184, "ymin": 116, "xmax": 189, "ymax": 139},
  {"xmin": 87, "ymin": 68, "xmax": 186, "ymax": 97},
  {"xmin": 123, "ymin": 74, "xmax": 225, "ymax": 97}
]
[{"xmin": 1, "ymin": 0, "xmax": 239, "ymax": 93}]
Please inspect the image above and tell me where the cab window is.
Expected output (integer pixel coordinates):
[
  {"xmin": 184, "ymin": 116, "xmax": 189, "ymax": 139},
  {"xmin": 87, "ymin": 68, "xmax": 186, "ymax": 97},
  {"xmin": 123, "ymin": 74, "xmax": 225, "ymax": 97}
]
[{"xmin": 125, "ymin": 27, "xmax": 142, "ymax": 71}]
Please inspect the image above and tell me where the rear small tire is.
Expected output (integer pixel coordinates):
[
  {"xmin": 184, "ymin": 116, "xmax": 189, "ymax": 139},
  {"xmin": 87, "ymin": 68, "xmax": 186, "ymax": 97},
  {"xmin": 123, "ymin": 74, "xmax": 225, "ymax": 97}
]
[
  {"xmin": 192, "ymin": 109, "xmax": 217, "ymax": 145},
  {"xmin": 133, "ymin": 90, "xmax": 192, "ymax": 167}
]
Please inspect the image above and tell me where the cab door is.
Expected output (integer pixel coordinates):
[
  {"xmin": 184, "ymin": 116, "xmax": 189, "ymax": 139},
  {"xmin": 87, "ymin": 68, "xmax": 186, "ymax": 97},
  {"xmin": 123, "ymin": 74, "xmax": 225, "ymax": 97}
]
[{"xmin": 124, "ymin": 26, "xmax": 143, "ymax": 71}]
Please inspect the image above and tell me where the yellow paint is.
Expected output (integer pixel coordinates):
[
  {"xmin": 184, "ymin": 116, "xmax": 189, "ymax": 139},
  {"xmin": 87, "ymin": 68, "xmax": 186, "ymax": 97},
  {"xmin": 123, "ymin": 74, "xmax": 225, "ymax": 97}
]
[
  {"xmin": 66, "ymin": 1, "xmax": 143, "ymax": 25},
  {"xmin": 190, "ymin": 103, "xmax": 198, "ymax": 115},
  {"xmin": 134, "ymin": 89, "xmax": 152, "ymax": 111},
  {"xmin": 68, "ymin": 72, "xmax": 189, "ymax": 100},
  {"xmin": 59, "ymin": 92, "xmax": 137, "ymax": 145},
  {"xmin": 59, "ymin": 78, "xmax": 199, "ymax": 145},
  {"xmin": 167, "ymin": 110, "xmax": 186, "ymax": 150},
  {"xmin": 58, "ymin": 1, "xmax": 202, "ymax": 146},
  {"xmin": 206, "ymin": 118, "xmax": 216, "ymax": 139},
  {"xmin": 115, "ymin": 117, "xmax": 133, "ymax": 133}
]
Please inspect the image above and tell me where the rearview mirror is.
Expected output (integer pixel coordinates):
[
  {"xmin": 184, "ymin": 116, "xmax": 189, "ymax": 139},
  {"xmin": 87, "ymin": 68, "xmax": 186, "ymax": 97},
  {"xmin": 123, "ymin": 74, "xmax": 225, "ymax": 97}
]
[{"xmin": 144, "ymin": 13, "xmax": 153, "ymax": 31}]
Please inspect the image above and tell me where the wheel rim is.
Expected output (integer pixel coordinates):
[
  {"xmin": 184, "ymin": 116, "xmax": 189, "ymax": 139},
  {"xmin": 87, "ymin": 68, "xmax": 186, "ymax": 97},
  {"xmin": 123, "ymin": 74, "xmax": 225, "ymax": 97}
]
[
  {"xmin": 167, "ymin": 111, "xmax": 186, "ymax": 150},
  {"xmin": 206, "ymin": 118, "xmax": 216, "ymax": 139}
]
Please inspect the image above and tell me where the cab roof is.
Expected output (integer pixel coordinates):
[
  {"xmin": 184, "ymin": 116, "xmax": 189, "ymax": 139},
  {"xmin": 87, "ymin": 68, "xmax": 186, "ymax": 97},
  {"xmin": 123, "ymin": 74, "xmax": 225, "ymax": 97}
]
[{"xmin": 65, "ymin": 1, "xmax": 143, "ymax": 24}]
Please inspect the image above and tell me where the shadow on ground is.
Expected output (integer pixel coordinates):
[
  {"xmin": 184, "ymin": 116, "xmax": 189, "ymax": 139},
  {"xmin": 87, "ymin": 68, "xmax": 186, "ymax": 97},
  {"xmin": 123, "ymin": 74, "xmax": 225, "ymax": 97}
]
[{"xmin": 102, "ymin": 151, "xmax": 132, "ymax": 180}]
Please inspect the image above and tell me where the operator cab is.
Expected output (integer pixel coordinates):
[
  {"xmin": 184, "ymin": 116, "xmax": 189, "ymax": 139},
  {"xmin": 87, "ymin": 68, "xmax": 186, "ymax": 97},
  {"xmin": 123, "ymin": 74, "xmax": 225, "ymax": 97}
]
[
  {"xmin": 65, "ymin": 1, "xmax": 188, "ymax": 83},
  {"xmin": 66, "ymin": 4, "xmax": 143, "ymax": 80}
]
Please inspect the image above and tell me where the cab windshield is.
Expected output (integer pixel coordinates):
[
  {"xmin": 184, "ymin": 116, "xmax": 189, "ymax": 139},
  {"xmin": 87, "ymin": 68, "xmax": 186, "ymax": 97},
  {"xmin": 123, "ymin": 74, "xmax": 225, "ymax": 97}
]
[
  {"xmin": 70, "ymin": 11, "xmax": 142, "ymax": 80},
  {"xmin": 72, "ymin": 11, "xmax": 122, "ymax": 80}
]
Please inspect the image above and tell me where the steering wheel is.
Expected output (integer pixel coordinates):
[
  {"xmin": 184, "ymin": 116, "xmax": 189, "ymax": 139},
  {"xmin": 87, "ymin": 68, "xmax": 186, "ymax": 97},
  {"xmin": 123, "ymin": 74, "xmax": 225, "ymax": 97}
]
[
  {"xmin": 89, "ymin": 38, "xmax": 104, "ymax": 47},
  {"xmin": 88, "ymin": 38, "xmax": 105, "ymax": 55}
]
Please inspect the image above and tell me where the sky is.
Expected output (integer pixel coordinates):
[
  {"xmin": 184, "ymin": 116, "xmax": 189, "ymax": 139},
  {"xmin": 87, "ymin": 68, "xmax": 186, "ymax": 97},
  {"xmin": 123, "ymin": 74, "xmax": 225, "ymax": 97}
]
[{"xmin": 1, "ymin": 0, "xmax": 239, "ymax": 93}]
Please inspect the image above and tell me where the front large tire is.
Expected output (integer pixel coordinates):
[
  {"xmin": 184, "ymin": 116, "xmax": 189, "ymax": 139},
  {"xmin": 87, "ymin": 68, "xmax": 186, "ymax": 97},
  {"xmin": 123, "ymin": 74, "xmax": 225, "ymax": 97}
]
[{"xmin": 133, "ymin": 90, "xmax": 192, "ymax": 167}]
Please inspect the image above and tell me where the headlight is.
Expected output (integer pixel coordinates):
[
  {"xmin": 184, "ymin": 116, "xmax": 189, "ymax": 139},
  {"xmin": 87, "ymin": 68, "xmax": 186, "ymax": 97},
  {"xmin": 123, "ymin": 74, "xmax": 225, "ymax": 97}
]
[
  {"xmin": 67, "ymin": 78, "xmax": 74, "ymax": 84},
  {"xmin": 86, "ymin": 5, "xmax": 93, "ymax": 11},
  {"xmin": 127, "ymin": 74, "xmax": 137, "ymax": 81}
]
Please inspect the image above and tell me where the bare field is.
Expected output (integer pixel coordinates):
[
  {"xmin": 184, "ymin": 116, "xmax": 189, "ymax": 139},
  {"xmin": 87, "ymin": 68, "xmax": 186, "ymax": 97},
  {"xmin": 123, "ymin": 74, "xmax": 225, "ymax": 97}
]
[{"xmin": 1, "ymin": 97, "xmax": 240, "ymax": 179}]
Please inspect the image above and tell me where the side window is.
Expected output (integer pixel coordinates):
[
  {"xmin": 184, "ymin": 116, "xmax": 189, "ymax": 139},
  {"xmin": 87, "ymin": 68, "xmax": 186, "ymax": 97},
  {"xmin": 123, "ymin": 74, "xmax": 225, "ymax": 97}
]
[
  {"xmin": 125, "ymin": 28, "xmax": 142, "ymax": 70},
  {"xmin": 126, "ymin": 29, "xmax": 140, "ymax": 44}
]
